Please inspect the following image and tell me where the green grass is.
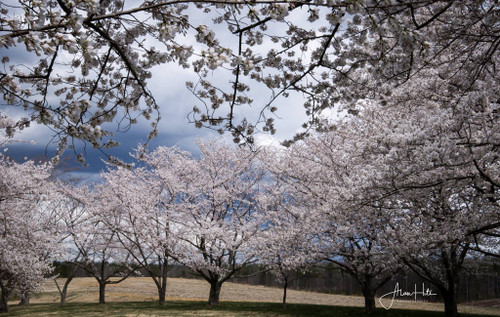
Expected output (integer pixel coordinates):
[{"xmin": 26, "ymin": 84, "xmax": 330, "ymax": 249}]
[{"xmin": 2, "ymin": 301, "xmax": 499, "ymax": 317}]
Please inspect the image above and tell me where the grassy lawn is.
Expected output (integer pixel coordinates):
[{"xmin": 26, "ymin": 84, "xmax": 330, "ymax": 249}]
[
  {"xmin": 2, "ymin": 278, "xmax": 499, "ymax": 316},
  {"xmin": 3, "ymin": 301, "xmax": 500, "ymax": 317}
]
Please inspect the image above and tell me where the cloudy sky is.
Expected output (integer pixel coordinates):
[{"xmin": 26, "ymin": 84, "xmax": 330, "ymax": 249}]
[
  {"xmin": 1, "ymin": 3, "xmax": 344, "ymax": 181},
  {"xmin": 3, "ymin": 52, "xmax": 309, "ymax": 181}
]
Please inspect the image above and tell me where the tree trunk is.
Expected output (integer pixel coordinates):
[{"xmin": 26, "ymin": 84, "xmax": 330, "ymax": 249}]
[
  {"xmin": 443, "ymin": 290, "xmax": 458, "ymax": 317},
  {"xmin": 60, "ymin": 276, "xmax": 73, "ymax": 305},
  {"xmin": 99, "ymin": 281, "xmax": 106, "ymax": 304},
  {"xmin": 157, "ymin": 276, "xmax": 167, "ymax": 305},
  {"xmin": 208, "ymin": 282, "xmax": 222, "ymax": 305},
  {"xmin": 60, "ymin": 289, "xmax": 67, "ymax": 305},
  {"xmin": 158, "ymin": 257, "xmax": 168, "ymax": 305},
  {"xmin": 282, "ymin": 278, "xmax": 288, "ymax": 310},
  {"xmin": 19, "ymin": 292, "xmax": 29, "ymax": 305},
  {"xmin": 440, "ymin": 271, "xmax": 459, "ymax": 317},
  {"xmin": 0, "ymin": 288, "xmax": 8, "ymax": 313},
  {"xmin": 362, "ymin": 284, "xmax": 376, "ymax": 313}
]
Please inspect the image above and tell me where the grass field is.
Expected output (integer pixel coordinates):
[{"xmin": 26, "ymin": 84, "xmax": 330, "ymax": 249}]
[
  {"xmin": 3, "ymin": 277, "xmax": 500, "ymax": 316},
  {"xmin": 5, "ymin": 301, "xmax": 500, "ymax": 317}
]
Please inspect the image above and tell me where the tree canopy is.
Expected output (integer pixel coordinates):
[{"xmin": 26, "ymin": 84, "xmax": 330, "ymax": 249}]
[{"xmin": 1, "ymin": 1, "xmax": 497, "ymax": 155}]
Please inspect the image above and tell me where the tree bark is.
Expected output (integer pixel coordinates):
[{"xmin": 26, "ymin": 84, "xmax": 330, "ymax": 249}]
[
  {"xmin": 439, "ymin": 270, "xmax": 460, "ymax": 317},
  {"xmin": 0, "ymin": 287, "xmax": 8, "ymax": 313},
  {"xmin": 60, "ymin": 276, "xmax": 73, "ymax": 305},
  {"xmin": 157, "ymin": 276, "xmax": 167, "ymax": 305},
  {"xmin": 99, "ymin": 281, "xmax": 106, "ymax": 304},
  {"xmin": 443, "ymin": 293, "xmax": 458, "ymax": 317},
  {"xmin": 19, "ymin": 292, "xmax": 29, "ymax": 305},
  {"xmin": 443, "ymin": 289, "xmax": 459, "ymax": 317},
  {"xmin": 362, "ymin": 282, "xmax": 376, "ymax": 313},
  {"xmin": 208, "ymin": 282, "xmax": 222, "ymax": 305},
  {"xmin": 60, "ymin": 289, "xmax": 67, "ymax": 305},
  {"xmin": 158, "ymin": 257, "xmax": 168, "ymax": 305},
  {"xmin": 282, "ymin": 278, "xmax": 288, "ymax": 310}
]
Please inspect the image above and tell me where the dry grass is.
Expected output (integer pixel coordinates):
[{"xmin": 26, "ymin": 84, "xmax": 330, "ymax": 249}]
[{"xmin": 17, "ymin": 277, "xmax": 500, "ymax": 316}]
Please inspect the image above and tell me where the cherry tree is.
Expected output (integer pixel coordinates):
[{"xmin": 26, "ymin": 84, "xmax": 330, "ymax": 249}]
[
  {"xmin": 382, "ymin": 181, "xmax": 494, "ymax": 317},
  {"xmin": 0, "ymin": 155, "xmax": 62, "ymax": 313},
  {"xmin": 254, "ymin": 150, "xmax": 324, "ymax": 309},
  {"xmin": 266, "ymin": 49, "xmax": 498, "ymax": 311},
  {"xmin": 142, "ymin": 139, "xmax": 266, "ymax": 305},
  {"xmin": 312, "ymin": 65, "xmax": 497, "ymax": 316},
  {"xmin": 1, "ymin": 1, "xmax": 496, "ymax": 153},
  {"xmin": 52, "ymin": 184, "xmax": 89, "ymax": 305},
  {"xmin": 323, "ymin": 205, "xmax": 401, "ymax": 313},
  {"xmin": 271, "ymin": 128, "xmax": 402, "ymax": 313},
  {"xmin": 96, "ymin": 156, "xmax": 183, "ymax": 305},
  {"xmin": 257, "ymin": 182, "xmax": 320, "ymax": 309},
  {"xmin": 361, "ymin": 92, "xmax": 498, "ymax": 317},
  {"xmin": 65, "ymin": 187, "xmax": 139, "ymax": 304}
]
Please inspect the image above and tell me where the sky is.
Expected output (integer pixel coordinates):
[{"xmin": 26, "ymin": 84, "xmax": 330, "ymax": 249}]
[
  {"xmin": 0, "ymin": 3, "xmax": 345, "ymax": 181},
  {"xmin": 1, "ymin": 43, "xmax": 309, "ymax": 182},
  {"xmin": 3, "ymin": 60, "xmax": 308, "ymax": 181}
]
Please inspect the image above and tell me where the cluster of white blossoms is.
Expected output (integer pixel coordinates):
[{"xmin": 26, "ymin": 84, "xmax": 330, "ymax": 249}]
[
  {"xmin": 0, "ymin": 111, "xmax": 15, "ymax": 143},
  {"xmin": 0, "ymin": 1, "xmax": 496, "ymax": 154},
  {"xmin": 0, "ymin": 155, "xmax": 62, "ymax": 313}
]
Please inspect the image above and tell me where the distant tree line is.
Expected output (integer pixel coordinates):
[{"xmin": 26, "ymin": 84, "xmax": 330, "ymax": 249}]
[{"xmin": 52, "ymin": 260, "xmax": 500, "ymax": 303}]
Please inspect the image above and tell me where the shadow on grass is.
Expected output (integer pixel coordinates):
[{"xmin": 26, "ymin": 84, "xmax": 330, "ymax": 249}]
[{"xmin": 3, "ymin": 301, "xmax": 499, "ymax": 317}]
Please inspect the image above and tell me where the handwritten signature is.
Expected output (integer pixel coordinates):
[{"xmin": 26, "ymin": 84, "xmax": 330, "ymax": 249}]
[{"xmin": 379, "ymin": 283, "xmax": 437, "ymax": 310}]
